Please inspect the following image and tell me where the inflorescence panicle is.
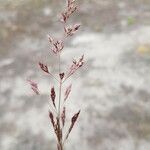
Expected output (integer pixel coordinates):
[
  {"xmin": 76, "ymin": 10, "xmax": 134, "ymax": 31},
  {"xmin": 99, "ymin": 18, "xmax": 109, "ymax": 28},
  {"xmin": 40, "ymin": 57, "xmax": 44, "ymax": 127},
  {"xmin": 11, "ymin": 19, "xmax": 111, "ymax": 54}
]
[{"xmin": 28, "ymin": 0, "xmax": 84, "ymax": 150}]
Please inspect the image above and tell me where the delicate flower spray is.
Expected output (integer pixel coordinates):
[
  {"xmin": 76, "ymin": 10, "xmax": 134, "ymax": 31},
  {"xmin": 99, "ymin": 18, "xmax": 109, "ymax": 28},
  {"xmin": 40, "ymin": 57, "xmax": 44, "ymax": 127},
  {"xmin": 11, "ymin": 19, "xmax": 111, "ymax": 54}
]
[{"xmin": 28, "ymin": 0, "xmax": 84, "ymax": 150}]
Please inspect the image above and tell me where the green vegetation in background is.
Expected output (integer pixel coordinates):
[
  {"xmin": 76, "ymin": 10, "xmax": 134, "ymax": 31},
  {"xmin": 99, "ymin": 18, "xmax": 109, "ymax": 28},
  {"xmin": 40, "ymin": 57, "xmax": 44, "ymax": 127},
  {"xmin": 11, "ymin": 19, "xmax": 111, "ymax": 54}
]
[{"xmin": 127, "ymin": 16, "xmax": 135, "ymax": 26}]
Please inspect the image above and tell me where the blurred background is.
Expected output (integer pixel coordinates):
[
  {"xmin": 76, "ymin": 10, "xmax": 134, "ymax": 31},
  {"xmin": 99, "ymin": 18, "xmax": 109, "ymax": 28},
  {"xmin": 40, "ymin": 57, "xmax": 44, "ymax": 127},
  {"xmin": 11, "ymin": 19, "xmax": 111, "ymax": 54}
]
[{"xmin": 0, "ymin": 0, "xmax": 150, "ymax": 150}]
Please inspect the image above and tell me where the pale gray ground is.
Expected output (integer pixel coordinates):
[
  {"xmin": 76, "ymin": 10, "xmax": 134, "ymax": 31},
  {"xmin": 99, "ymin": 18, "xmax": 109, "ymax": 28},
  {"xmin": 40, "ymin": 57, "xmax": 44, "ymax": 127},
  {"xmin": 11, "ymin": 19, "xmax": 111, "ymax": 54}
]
[{"xmin": 0, "ymin": 0, "xmax": 150, "ymax": 150}]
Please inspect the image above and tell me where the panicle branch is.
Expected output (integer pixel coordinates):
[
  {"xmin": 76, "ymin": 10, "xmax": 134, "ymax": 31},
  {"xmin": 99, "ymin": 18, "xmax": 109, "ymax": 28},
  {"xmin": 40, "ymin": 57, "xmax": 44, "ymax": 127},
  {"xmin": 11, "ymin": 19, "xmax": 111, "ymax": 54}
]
[
  {"xmin": 48, "ymin": 35, "xmax": 64, "ymax": 54},
  {"xmin": 64, "ymin": 110, "xmax": 80, "ymax": 141},
  {"xmin": 64, "ymin": 84, "xmax": 72, "ymax": 101},
  {"xmin": 63, "ymin": 55, "xmax": 84, "ymax": 82},
  {"xmin": 64, "ymin": 24, "xmax": 81, "ymax": 37},
  {"xmin": 60, "ymin": 0, "xmax": 77, "ymax": 23},
  {"xmin": 61, "ymin": 107, "xmax": 66, "ymax": 127},
  {"xmin": 50, "ymin": 86, "xmax": 56, "ymax": 108},
  {"xmin": 28, "ymin": 79, "xmax": 40, "ymax": 95},
  {"xmin": 39, "ymin": 62, "xmax": 49, "ymax": 74}
]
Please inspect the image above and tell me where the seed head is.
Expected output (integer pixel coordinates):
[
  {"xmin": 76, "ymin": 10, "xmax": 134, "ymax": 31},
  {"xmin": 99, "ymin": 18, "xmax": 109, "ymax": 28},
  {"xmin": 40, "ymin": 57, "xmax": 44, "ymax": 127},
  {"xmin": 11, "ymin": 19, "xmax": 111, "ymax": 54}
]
[
  {"xmin": 39, "ymin": 62, "xmax": 49, "ymax": 74},
  {"xmin": 28, "ymin": 80, "xmax": 40, "ymax": 95},
  {"xmin": 50, "ymin": 87, "xmax": 56, "ymax": 108}
]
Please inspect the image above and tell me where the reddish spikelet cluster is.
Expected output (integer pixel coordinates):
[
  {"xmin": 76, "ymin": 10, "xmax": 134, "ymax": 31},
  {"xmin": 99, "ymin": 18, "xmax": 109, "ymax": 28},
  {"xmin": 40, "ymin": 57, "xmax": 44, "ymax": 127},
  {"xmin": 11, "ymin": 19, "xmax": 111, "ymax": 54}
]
[
  {"xmin": 65, "ymin": 110, "xmax": 80, "ymax": 140},
  {"xmin": 65, "ymin": 55, "xmax": 84, "ymax": 80},
  {"xmin": 51, "ymin": 87, "xmax": 56, "ymax": 108},
  {"xmin": 39, "ymin": 62, "xmax": 49, "ymax": 74},
  {"xmin": 59, "ymin": 73, "xmax": 65, "ymax": 80},
  {"xmin": 64, "ymin": 84, "xmax": 72, "ymax": 101},
  {"xmin": 28, "ymin": 0, "xmax": 84, "ymax": 150},
  {"xmin": 28, "ymin": 80, "xmax": 40, "ymax": 95},
  {"xmin": 61, "ymin": 107, "xmax": 66, "ymax": 127},
  {"xmin": 48, "ymin": 36, "xmax": 64, "ymax": 54},
  {"xmin": 64, "ymin": 24, "xmax": 80, "ymax": 37},
  {"xmin": 49, "ymin": 111, "xmax": 63, "ymax": 147},
  {"xmin": 49, "ymin": 111, "xmax": 55, "ymax": 128},
  {"xmin": 60, "ymin": 0, "xmax": 77, "ymax": 23}
]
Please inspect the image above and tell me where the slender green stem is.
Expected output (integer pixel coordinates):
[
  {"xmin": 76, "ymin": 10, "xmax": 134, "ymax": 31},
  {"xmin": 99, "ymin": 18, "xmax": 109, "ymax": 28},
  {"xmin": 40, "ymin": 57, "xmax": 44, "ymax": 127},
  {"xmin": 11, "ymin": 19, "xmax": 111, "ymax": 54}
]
[
  {"xmin": 57, "ymin": 52, "xmax": 64, "ymax": 150},
  {"xmin": 58, "ymin": 53, "xmax": 62, "ymax": 117},
  {"xmin": 58, "ymin": 81, "xmax": 62, "ymax": 117}
]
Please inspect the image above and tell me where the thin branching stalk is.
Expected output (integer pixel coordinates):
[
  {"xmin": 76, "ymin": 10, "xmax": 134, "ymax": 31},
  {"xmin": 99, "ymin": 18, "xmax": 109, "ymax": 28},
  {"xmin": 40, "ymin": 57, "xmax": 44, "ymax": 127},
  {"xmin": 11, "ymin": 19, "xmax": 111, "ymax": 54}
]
[
  {"xmin": 58, "ymin": 52, "xmax": 63, "ymax": 150},
  {"xmin": 58, "ymin": 53, "xmax": 62, "ymax": 117},
  {"xmin": 28, "ymin": 0, "xmax": 84, "ymax": 150}
]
